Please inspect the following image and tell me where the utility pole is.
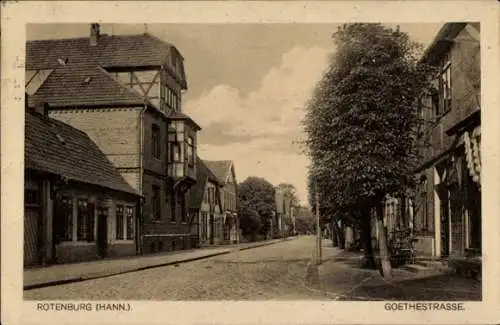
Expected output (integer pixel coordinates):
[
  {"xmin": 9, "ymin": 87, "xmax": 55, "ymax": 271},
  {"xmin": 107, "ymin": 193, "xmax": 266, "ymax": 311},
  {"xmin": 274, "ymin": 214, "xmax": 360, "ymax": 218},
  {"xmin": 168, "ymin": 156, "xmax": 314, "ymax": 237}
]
[{"xmin": 315, "ymin": 182, "xmax": 322, "ymax": 265}]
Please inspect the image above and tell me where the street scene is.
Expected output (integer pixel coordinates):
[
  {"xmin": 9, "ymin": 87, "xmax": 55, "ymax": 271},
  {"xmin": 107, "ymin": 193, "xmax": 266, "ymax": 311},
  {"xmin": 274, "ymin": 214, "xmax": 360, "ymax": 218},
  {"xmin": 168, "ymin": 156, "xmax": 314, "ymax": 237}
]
[{"xmin": 23, "ymin": 22, "xmax": 481, "ymax": 301}]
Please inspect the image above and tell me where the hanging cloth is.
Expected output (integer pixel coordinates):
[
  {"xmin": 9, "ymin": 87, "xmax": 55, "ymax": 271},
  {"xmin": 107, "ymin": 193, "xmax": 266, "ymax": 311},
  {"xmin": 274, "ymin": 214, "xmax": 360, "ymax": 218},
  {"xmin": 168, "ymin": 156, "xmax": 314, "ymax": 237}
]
[{"xmin": 464, "ymin": 127, "xmax": 481, "ymax": 188}]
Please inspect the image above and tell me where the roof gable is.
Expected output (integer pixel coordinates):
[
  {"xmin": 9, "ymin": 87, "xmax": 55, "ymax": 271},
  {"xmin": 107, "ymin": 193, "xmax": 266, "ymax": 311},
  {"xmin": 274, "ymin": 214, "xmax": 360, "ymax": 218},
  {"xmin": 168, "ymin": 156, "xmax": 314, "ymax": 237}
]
[
  {"xmin": 203, "ymin": 160, "xmax": 233, "ymax": 184},
  {"xmin": 29, "ymin": 64, "xmax": 147, "ymax": 108},
  {"xmin": 26, "ymin": 33, "xmax": 187, "ymax": 107},
  {"xmin": 189, "ymin": 157, "xmax": 221, "ymax": 209},
  {"xmin": 25, "ymin": 110, "xmax": 139, "ymax": 196}
]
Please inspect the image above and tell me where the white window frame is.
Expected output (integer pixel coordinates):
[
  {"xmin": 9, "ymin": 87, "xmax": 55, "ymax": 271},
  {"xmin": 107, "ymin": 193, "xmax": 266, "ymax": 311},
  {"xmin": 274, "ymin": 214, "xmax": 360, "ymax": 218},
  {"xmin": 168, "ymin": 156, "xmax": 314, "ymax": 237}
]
[
  {"xmin": 113, "ymin": 201, "xmax": 136, "ymax": 243},
  {"xmin": 58, "ymin": 195, "xmax": 96, "ymax": 247}
]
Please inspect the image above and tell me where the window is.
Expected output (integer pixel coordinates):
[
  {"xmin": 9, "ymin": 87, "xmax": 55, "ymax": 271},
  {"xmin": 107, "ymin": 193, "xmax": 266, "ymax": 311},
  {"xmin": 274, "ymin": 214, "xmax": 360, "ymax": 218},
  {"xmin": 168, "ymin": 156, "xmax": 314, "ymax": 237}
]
[
  {"xmin": 420, "ymin": 177, "xmax": 428, "ymax": 231},
  {"xmin": 116, "ymin": 205, "xmax": 125, "ymax": 240},
  {"xmin": 126, "ymin": 206, "xmax": 135, "ymax": 240},
  {"xmin": 201, "ymin": 212, "xmax": 208, "ymax": 240},
  {"xmin": 170, "ymin": 192, "xmax": 176, "ymax": 222},
  {"xmin": 187, "ymin": 136, "xmax": 194, "ymax": 166},
  {"xmin": 441, "ymin": 60, "xmax": 452, "ymax": 114},
  {"xmin": 180, "ymin": 194, "xmax": 186, "ymax": 223},
  {"xmin": 25, "ymin": 188, "xmax": 40, "ymax": 207},
  {"xmin": 208, "ymin": 187, "xmax": 215, "ymax": 205},
  {"xmin": 77, "ymin": 198, "xmax": 94, "ymax": 242},
  {"xmin": 56, "ymin": 196, "xmax": 73, "ymax": 242},
  {"xmin": 152, "ymin": 186, "xmax": 161, "ymax": 221},
  {"xmin": 152, "ymin": 124, "xmax": 160, "ymax": 159},
  {"xmin": 170, "ymin": 142, "xmax": 181, "ymax": 162}
]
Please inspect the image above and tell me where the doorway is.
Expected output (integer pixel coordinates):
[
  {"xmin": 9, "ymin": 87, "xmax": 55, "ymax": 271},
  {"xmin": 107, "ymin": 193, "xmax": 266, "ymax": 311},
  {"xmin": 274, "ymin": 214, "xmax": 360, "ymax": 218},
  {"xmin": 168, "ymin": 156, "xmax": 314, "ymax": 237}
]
[
  {"xmin": 209, "ymin": 214, "xmax": 214, "ymax": 245},
  {"xmin": 438, "ymin": 185, "xmax": 450, "ymax": 258},
  {"xmin": 97, "ymin": 207, "xmax": 108, "ymax": 258}
]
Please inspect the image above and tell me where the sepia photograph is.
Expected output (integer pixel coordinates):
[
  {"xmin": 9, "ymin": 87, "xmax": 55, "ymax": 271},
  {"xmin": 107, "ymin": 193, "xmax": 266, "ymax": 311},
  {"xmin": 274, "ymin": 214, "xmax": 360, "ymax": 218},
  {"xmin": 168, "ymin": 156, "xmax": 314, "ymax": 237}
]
[
  {"xmin": 1, "ymin": 1, "xmax": 499, "ymax": 325},
  {"xmin": 22, "ymin": 21, "xmax": 482, "ymax": 301}
]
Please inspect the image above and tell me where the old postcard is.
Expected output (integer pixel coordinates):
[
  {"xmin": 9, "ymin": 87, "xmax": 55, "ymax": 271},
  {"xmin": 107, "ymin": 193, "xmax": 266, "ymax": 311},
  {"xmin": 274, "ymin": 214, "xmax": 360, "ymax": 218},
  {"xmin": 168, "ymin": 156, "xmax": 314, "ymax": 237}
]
[{"xmin": 1, "ymin": 1, "xmax": 499, "ymax": 324}]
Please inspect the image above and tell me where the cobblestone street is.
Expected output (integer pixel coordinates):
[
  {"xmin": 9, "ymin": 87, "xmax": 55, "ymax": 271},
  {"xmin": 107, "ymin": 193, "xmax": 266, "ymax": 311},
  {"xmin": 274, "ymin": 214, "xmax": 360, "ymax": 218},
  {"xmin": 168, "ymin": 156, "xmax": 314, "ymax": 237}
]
[{"xmin": 24, "ymin": 236, "xmax": 326, "ymax": 300}]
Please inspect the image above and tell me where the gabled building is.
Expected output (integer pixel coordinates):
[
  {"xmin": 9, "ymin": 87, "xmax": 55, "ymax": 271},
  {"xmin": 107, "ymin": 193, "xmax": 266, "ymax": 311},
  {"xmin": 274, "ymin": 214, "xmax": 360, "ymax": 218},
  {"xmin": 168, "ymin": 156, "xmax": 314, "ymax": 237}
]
[
  {"xmin": 26, "ymin": 23, "xmax": 201, "ymax": 254},
  {"xmin": 188, "ymin": 157, "xmax": 224, "ymax": 246},
  {"xmin": 413, "ymin": 23, "xmax": 481, "ymax": 260},
  {"xmin": 24, "ymin": 101, "xmax": 141, "ymax": 266},
  {"xmin": 204, "ymin": 160, "xmax": 240, "ymax": 244}
]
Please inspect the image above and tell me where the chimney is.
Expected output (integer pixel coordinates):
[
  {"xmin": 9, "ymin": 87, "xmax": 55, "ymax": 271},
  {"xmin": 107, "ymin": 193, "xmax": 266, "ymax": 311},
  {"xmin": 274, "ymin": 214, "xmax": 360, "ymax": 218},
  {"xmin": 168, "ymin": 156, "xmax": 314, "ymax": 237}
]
[{"xmin": 90, "ymin": 23, "xmax": 100, "ymax": 46}]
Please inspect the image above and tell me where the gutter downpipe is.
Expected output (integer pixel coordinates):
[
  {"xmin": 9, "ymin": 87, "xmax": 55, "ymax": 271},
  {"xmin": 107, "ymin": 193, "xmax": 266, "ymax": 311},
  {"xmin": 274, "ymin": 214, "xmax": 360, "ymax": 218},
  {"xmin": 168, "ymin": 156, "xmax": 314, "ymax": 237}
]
[{"xmin": 138, "ymin": 103, "xmax": 148, "ymax": 255}]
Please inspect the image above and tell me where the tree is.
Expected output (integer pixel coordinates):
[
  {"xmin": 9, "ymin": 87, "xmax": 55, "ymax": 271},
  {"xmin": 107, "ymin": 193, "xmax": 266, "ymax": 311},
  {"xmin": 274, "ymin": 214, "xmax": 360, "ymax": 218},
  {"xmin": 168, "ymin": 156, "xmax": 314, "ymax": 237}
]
[
  {"xmin": 294, "ymin": 206, "xmax": 315, "ymax": 234},
  {"xmin": 238, "ymin": 205, "xmax": 262, "ymax": 241},
  {"xmin": 304, "ymin": 23, "xmax": 435, "ymax": 279},
  {"xmin": 238, "ymin": 177, "xmax": 276, "ymax": 238}
]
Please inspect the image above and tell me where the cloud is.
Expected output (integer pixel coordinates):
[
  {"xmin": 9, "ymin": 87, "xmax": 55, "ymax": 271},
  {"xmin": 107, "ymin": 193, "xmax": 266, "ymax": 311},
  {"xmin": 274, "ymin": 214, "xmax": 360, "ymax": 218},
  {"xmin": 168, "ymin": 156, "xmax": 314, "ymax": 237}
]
[
  {"xmin": 185, "ymin": 45, "xmax": 331, "ymax": 140},
  {"xmin": 185, "ymin": 45, "xmax": 331, "ymax": 204}
]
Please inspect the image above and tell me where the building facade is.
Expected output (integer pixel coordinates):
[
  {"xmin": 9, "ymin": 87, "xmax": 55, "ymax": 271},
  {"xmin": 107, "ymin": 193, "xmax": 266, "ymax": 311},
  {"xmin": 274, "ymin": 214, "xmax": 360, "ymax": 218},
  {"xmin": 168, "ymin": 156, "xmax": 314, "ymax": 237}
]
[
  {"xmin": 275, "ymin": 188, "xmax": 296, "ymax": 238},
  {"xmin": 189, "ymin": 158, "xmax": 224, "ymax": 246},
  {"xmin": 413, "ymin": 23, "xmax": 481, "ymax": 259},
  {"xmin": 24, "ymin": 105, "xmax": 141, "ymax": 266},
  {"xmin": 204, "ymin": 161, "xmax": 240, "ymax": 244},
  {"xmin": 26, "ymin": 23, "xmax": 201, "ymax": 255}
]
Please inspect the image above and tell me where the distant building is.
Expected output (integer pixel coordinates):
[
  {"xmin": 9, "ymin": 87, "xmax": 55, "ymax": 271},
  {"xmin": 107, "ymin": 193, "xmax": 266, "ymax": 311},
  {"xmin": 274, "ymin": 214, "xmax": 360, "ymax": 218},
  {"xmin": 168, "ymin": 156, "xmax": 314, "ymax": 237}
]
[
  {"xmin": 26, "ymin": 23, "xmax": 202, "ymax": 254},
  {"xmin": 204, "ymin": 160, "xmax": 239, "ymax": 244},
  {"xmin": 188, "ymin": 158, "xmax": 224, "ymax": 246},
  {"xmin": 413, "ymin": 23, "xmax": 481, "ymax": 259},
  {"xmin": 24, "ymin": 101, "xmax": 140, "ymax": 266},
  {"xmin": 275, "ymin": 187, "xmax": 295, "ymax": 237}
]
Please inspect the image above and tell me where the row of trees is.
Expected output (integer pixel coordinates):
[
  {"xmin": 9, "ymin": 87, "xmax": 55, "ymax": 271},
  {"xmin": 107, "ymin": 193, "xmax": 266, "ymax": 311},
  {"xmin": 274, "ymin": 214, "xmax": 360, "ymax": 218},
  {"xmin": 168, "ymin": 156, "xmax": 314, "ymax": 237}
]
[
  {"xmin": 237, "ymin": 177, "xmax": 315, "ymax": 241},
  {"xmin": 303, "ymin": 24, "xmax": 435, "ymax": 279}
]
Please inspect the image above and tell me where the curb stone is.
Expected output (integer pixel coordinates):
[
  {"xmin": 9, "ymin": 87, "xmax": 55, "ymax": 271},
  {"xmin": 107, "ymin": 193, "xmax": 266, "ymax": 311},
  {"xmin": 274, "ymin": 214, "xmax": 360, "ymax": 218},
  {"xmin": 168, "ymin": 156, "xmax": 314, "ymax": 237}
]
[{"xmin": 24, "ymin": 238, "xmax": 290, "ymax": 291}]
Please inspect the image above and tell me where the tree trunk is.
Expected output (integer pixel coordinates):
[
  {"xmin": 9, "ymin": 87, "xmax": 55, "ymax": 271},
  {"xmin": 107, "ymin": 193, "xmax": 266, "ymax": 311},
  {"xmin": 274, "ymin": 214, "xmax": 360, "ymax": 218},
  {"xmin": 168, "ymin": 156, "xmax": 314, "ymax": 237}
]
[
  {"xmin": 360, "ymin": 208, "xmax": 376, "ymax": 269},
  {"xmin": 331, "ymin": 219, "xmax": 338, "ymax": 247},
  {"xmin": 338, "ymin": 220, "xmax": 345, "ymax": 250},
  {"xmin": 376, "ymin": 203, "xmax": 393, "ymax": 280},
  {"xmin": 345, "ymin": 225, "xmax": 354, "ymax": 251}
]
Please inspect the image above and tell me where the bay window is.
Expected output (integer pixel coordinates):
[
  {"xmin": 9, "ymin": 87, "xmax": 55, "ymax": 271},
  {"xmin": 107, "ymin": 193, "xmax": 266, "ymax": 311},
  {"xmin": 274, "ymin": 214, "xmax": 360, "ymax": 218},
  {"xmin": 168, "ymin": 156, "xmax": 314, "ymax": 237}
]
[{"xmin": 187, "ymin": 136, "xmax": 194, "ymax": 166}]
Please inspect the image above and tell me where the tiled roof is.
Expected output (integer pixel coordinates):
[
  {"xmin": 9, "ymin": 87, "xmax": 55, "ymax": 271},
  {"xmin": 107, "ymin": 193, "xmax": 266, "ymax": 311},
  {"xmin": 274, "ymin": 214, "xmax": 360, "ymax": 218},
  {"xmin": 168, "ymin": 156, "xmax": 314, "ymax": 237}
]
[
  {"xmin": 189, "ymin": 157, "xmax": 221, "ymax": 209},
  {"xmin": 420, "ymin": 23, "xmax": 467, "ymax": 64},
  {"xmin": 26, "ymin": 34, "xmax": 175, "ymax": 70},
  {"xmin": 28, "ymin": 64, "xmax": 147, "ymax": 108},
  {"xmin": 167, "ymin": 110, "xmax": 202, "ymax": 130},
  {"xmin": 25, "ymin": 109, "xmax": 139, "ymax": 196},
  {"xmin": 203, "ymin": 160, "xmax": 232, "ymax": 184},
  {"xmin": 25, "ymin": 33, "xmax": 186, "ymax": 107}
]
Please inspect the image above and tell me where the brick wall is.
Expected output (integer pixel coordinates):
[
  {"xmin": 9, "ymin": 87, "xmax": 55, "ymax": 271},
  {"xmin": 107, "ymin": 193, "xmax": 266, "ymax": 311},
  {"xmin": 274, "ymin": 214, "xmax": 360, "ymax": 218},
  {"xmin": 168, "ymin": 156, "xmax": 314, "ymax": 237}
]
[
  {"xmin": 50, "ymin": 107, "xmax": 141, "ymax": 169},
  {"xmin": 143, "ymin": 110, "xmax": 168, "ymax": 176}
]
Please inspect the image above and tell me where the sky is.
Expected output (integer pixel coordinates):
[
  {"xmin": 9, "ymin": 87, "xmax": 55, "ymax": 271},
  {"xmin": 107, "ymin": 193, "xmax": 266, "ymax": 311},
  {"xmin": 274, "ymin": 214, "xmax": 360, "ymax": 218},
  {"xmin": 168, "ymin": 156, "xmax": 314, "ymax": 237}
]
[{"xmin": 27, "ymin": 23, "xmax": 442, "ymax": 205}]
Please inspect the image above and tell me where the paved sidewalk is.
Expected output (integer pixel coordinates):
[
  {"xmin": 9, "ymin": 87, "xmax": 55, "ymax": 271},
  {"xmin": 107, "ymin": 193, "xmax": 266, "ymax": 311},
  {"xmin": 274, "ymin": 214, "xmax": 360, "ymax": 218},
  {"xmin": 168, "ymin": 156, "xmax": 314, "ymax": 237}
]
[
  {"xmin": 313, "ymin": 242, "xmax": 481, "ymax": 301},
  {"xmin": 24, "ymin": 238, "xmax": 289, "ymax": 290}
]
